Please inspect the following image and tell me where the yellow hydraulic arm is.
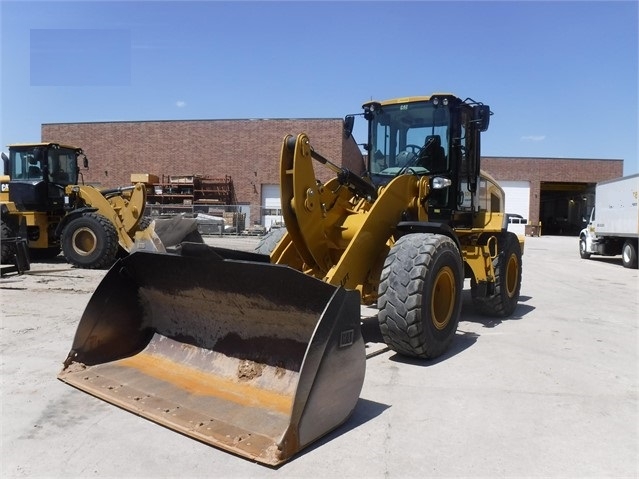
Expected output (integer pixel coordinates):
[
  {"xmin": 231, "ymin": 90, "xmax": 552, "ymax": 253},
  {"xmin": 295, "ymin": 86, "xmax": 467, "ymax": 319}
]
[
  {"xmin": 273, "ymin": 133, "xmax": 431, "ymax": 304},
  {"xmin": 69, "ymin": 183, "xmax": 148, "ymax": 251}
]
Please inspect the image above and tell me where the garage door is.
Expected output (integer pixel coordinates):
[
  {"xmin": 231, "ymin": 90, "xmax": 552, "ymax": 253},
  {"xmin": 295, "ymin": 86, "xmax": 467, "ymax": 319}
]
[
  {"xmin": 501, "ymin": 181, "xmax": 530, "ymax": 219},
  {"xmin": 501, "ymin": 181, "xmax": 530, "ymax": 235},
  {"xmin": 261, "ymin": 184, "xmax": 282, "ymax": 229}
]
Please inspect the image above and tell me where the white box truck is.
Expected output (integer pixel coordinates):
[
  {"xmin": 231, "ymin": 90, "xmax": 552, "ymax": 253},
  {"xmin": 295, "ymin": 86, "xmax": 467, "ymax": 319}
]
[{"xmin": 579, "ymin": 174, "xmax": 639, "ymax": 268}]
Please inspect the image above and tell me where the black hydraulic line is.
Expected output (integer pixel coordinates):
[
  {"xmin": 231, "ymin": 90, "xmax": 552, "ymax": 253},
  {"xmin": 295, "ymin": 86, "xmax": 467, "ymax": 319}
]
[
  {"xmin": 286, "ymin": 135, "xmax": 377, "ymax": 202},
  {"xmin": 311, "ymin": 150, "xmax": 377, "ymax": 201},
  {"xmin": 100, "ymin": 185, "xmax": 136, "ymax": 198}
]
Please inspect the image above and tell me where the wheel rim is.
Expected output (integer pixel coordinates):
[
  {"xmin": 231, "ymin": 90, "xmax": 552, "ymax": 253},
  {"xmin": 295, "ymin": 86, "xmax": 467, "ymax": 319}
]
[
  {"xmin": 580, "ymin": 240, "xmax": 585, "ymax": 255},
  {"xmin": 505, "ymin": 253, "xmax": 519, "ymax": 298},
  {"xmin": 431, "ymin": 266, "xmax": 455, "ymax": 330},
  {"xmin": 71, "ymin": 227, "xmax": 98, "ymax": 256},
  {"xmin": 623, "ymin": 244, "xmax": 631, "ymax": 263}
]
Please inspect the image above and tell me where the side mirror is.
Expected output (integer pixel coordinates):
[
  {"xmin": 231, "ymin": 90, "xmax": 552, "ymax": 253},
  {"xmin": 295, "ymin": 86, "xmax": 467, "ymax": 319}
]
[
  {"xmin": 343, "ymin": 115, "xmax": 355, "ymax": 138},
  {"xmin": 473, "ymin": 105, "xmax": 491, "ymax": 132},
  {"xmin": 82, "ymin": 154, "xmax": 89, "ymax": 168},
  {"xmin": 1, "ymin": 152, "xmax": 8, "ymax": 175}
]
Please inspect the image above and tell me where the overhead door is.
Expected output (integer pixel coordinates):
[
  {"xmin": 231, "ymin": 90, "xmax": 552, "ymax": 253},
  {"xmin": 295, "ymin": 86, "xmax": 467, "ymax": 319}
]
[
  {"xmin": 501, "ymin": 181, "xmax": 530, "ymax": 235},
  {"xmin": 261, "ymin": 184, "xmax": 282, "ymax": 229},
  {"xmin": 501, "ymin": 181, "xmax": 530, "ymax": 219}
]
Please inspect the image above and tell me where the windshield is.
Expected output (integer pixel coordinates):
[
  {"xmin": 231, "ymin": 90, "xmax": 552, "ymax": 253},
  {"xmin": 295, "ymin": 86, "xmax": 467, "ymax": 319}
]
[
  {"xmin": 369, "ymin": 101, "xmax": 450, "ymax": 180},
  {"xmin": 9, "ymin": 145, "xmax": 78, "ymax": 185}
]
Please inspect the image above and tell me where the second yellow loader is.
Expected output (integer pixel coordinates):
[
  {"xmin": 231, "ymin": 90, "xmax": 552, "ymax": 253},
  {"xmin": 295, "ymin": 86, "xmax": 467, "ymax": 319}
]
[{"xmin": 1, "ymin": 143, "xmax": 163, "ymax": 269}]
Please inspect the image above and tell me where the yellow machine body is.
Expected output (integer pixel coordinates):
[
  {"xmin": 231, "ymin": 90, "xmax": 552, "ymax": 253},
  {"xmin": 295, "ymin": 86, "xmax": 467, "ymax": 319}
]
[
  {"xmin": 59, "ymin": 93, "xmax": 523, "ymax": 465},
  {"xmin": 273, "ymin": 133, "xmax": 517, "ymax": 305}
]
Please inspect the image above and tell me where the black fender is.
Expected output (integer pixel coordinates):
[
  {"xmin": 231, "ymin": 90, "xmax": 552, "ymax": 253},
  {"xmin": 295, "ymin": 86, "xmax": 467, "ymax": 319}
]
[
  {"xmin": 54, "ymin": 207, "xmax": 98, "ymax": 238},
  {"xmin": 396, "ymin": 221, "xmax": 462, "ymax": 253}
]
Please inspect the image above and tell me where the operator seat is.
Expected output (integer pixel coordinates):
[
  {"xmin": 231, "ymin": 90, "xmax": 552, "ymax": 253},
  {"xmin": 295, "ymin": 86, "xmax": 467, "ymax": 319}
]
[
  {"xmin": 27, "ymin": 165, "xmax": 42, "ymax": 178},
  {"xmin": 422, "ymin": 135, "xmax": 450, "ymax": 209},
  {"xmin": 51, "ymin": 170, "xmax": 69, "ymax": 183},
  {"xmin": 420, "ymin": 135, "xmax": 447, "ymax": 172},
  {"xmin": 26, "ymin": 156, "xmax": 42, "ymax": 179}
]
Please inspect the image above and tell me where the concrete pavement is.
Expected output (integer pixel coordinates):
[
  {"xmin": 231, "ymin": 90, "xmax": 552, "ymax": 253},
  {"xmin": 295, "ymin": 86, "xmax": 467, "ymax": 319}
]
[{"xmin": 1, "ymin": 235, "xmax": 637, "ymax": 478}]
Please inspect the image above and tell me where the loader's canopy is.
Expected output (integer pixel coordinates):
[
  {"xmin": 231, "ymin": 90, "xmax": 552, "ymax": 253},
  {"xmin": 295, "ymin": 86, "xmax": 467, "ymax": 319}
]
[{"xmin": 58, "ymin": 243, "xmax": 365, "ymax": 465}]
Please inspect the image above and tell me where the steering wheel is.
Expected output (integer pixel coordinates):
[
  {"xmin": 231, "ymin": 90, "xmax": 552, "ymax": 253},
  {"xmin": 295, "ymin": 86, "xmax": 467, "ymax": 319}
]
[{"xmin": 405, "ymin": 144, "xmax": 422, "ymax": 154}]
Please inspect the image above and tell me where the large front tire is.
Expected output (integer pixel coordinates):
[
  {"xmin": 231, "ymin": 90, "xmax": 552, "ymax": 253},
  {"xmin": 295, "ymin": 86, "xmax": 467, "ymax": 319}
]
[
  {"xmin": 61, "ymin": 213, "xmax": 119, "ymax": 269},
  {"xmin": 472, "ymin": 232, "xmax": 522, "ymax": 317},
  {"xmin": 378, "ymin": 233, "xmax": 463, "ymax": 359}
]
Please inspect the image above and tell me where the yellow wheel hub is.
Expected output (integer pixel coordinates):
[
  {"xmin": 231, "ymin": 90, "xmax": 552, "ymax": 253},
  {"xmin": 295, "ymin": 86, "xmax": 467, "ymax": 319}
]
[
  {"xmin": 505, "ymin": 253, "xmax": 519, "ymax": 298},
  {"xmin": 71, "ymin": 227, "xmax": 98, "ymax": 256},
  {"xmin": 431, "ymin": 266, "xmax": 456, "ymax": 330}
]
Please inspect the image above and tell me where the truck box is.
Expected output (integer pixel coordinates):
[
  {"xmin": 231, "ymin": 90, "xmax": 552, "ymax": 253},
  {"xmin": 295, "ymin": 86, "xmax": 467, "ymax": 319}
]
[
  {"xmin": 593, "ymin": 174, "xmax": 639, "ymax": 237},
  {"xmin": 579, "ymin": 173, "xmax": 639, "ymax": 268}
]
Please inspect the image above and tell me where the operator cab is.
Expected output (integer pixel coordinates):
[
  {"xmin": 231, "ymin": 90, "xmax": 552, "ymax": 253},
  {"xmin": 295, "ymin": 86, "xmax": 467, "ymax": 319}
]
[
  {"xmin": 7, "ymin": 143, "xmax": 83, "ymax": 211},
  {"xmin": 362, "ymin": 94, "xmax": 490, "ymax": 225},
  {"xmin": 366, "ymin": 97, "xmax": 451, "ymax": 183}
]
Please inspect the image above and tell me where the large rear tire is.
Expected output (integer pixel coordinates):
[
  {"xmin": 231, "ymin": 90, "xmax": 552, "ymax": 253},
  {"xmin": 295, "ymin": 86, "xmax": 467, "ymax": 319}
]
[
  {"xmin": 255, "ymin": 227, "xmax": 287, "ymax": 255},
  {"xmin": 378, "ymin": 233, "xmax": 463, "ymax": 359},
  {"xmin": 1, "ymin": 219, "xmax": 16, "ymax": 264},
  {"xmin": 61, "ymin": 213, "xmax": 119, "ymax": 269},
  {"xmin": 472, "ymin": 232, "xmax": 522, "ymax": 317}
]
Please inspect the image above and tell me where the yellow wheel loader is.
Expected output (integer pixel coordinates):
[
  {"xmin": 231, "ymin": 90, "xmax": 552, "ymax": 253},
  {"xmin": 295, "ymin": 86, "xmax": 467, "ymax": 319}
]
[
  {"xmin": 1, "ymin": 143, "xmax": 163, "ymax": 269},
  {"xmin": 58, "ymin": 94, "xmax": 523, "ymax": 465}
]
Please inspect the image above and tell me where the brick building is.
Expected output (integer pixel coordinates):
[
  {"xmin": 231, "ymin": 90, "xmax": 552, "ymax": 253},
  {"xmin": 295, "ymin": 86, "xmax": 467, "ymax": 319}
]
[
  {"xmin": 482, "ymin": 157, "xmax": 622, "ymax": 235},
  {"xmin": 42, "ymin": 119, "xmax": 623, "ymax": 235},
  {"xmin": 43, "ymin": 118, "xmax": 364, "ymax": 228}
]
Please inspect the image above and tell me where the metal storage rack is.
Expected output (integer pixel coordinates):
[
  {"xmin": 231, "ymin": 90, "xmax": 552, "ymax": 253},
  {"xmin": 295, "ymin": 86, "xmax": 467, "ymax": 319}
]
[{"xmin": 145, "ymin": 174, "xmax": 236, "ymax": 215}]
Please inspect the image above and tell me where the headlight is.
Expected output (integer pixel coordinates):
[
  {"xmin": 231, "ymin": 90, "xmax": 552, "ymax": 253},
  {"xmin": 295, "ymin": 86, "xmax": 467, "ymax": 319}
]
[{"xmin": 431, "ymin": 176, "xmax": 452, "ymax": 189}]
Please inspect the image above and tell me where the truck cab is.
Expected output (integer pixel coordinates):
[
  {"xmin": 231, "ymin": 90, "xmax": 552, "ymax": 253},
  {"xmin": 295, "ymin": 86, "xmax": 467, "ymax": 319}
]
[{"xmin": 579, "ymin": 208, "xmax": 598, "ymax": 257}]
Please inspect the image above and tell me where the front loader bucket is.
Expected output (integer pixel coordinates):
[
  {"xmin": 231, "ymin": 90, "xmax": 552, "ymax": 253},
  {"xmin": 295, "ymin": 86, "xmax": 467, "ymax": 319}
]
[{"xmin": 58, "ymin": 243, "xmax": 365, "ymax": 466}]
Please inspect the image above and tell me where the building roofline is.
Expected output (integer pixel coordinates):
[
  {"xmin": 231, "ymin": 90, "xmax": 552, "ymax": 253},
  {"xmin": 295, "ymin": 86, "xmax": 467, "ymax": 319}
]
[
  {"xmin": 482, "ymin": 156, "xmax": 624, "ymax": 162},
  {"xmin": 42, "ymin": 118, "xmax": 344, "ymax": 126}
]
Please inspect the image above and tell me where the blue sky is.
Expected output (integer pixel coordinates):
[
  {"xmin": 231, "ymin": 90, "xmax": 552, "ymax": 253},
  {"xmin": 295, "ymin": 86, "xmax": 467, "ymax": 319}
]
[{"xmin": 2, "ymin": 0, "xmax": 637, "ymax": 175}]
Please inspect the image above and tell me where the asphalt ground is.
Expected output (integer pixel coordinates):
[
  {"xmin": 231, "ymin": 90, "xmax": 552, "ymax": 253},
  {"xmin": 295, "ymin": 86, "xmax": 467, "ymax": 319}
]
[{"xmin": 1, "ymin": 235, "xmax": 637, "ymax": 478}]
